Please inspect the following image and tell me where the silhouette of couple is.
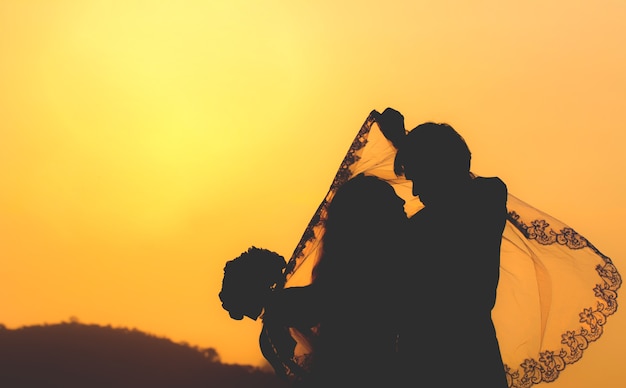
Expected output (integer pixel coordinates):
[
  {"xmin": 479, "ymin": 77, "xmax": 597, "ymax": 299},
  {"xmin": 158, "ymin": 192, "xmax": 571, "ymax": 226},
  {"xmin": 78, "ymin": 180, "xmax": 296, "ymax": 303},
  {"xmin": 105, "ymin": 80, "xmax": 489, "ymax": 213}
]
[
  {"xmin": 221, "ymin": 106, "xmax": 622, "ymax": 387},
  {"xmin": 259, "ymin": 107, "xmax": 509, "ymax": 387}
]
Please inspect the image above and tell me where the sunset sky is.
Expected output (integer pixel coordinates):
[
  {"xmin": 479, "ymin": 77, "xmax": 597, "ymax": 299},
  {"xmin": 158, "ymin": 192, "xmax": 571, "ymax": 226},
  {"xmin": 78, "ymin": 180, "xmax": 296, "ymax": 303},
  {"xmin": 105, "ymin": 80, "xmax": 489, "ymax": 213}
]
[{"xmin": 1, "ymin": 1, "xmax": 625, "ymax": 387}]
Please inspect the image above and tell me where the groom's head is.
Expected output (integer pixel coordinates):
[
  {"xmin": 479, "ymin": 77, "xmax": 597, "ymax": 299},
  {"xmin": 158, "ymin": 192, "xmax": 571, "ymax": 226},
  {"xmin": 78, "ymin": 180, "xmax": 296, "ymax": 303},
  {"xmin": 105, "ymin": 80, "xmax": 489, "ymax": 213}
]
[{"xmin": 394, "ymin": 122, "xmax": 471, "ymax": 202}]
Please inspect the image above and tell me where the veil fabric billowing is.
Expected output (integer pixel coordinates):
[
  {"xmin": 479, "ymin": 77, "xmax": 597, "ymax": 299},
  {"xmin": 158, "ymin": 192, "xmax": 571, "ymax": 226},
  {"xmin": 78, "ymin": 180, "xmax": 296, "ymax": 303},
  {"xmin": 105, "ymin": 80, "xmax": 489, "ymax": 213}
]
[{"xmin": 260, "ymin": 113, "xmax": 621, "ymax": 388}]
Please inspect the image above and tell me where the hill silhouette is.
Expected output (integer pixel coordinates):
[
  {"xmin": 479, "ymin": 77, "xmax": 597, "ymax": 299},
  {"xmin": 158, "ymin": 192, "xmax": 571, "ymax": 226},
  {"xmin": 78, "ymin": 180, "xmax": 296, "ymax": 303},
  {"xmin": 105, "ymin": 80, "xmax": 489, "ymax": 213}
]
[{"xmin": 0, "ymin": 321, "xmax": 289, "ymax": 388}]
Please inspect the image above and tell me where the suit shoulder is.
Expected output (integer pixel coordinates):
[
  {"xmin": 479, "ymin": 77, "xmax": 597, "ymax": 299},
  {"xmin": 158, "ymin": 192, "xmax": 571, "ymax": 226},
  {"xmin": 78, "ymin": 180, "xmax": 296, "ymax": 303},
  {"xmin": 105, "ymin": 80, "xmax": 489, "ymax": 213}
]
[{"xmin": 474, "ymin": 176, "xmax": 508, "ymax": 200}]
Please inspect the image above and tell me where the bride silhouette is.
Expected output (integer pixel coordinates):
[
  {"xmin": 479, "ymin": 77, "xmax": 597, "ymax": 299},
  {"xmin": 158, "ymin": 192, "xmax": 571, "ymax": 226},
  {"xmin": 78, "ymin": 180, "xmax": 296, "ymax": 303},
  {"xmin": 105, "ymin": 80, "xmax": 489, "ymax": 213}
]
[{"xmin": 219, "ymin": 173, "xmax": 407, "ymax": 387}]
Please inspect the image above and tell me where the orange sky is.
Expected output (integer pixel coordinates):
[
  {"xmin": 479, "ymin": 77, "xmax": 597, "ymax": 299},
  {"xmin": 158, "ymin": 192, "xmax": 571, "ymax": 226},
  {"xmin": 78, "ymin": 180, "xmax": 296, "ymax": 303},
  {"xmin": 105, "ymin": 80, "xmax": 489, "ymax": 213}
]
[{"xmin": 1, "ymin": 1, "xmax": 625, "ymax": 387}]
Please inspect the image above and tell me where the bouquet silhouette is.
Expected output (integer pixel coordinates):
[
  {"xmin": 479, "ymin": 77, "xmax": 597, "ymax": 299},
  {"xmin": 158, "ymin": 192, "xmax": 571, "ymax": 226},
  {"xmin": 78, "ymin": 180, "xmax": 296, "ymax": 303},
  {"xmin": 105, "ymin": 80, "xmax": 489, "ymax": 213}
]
[{"xmin": 219, "ymin": 247, "xmax": 286, "ymax": 320}]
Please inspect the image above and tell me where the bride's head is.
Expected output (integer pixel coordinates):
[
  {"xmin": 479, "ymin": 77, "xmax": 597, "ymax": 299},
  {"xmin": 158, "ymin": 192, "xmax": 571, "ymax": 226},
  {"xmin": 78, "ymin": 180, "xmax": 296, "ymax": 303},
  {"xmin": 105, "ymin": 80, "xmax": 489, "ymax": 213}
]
[{"xmin": 313, "ymin": 173, "xmax": 406, "ymax": 282}]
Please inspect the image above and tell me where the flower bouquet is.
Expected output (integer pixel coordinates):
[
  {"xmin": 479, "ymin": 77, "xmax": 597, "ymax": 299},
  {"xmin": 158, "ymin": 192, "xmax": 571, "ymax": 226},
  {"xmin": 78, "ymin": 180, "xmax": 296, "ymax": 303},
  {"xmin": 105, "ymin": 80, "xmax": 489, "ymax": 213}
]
[{"xmin": 219, "ymin": 246, "xmax": 286, "ymax": 320}]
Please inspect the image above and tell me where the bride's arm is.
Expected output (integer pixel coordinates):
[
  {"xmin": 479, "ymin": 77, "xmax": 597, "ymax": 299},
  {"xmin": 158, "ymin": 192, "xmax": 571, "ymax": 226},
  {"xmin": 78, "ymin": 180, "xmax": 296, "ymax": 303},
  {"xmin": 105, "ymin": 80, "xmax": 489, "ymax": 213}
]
[{"xmin": 263, "ymin": 285, "xmax": 320, "ymax": 328}]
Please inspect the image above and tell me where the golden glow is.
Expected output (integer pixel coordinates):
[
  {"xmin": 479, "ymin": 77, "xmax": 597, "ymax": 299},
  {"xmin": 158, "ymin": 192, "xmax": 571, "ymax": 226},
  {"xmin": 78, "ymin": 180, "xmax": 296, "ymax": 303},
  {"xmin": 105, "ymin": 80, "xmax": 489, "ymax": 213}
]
[{"xmin": 2, "ymin": 1, "xmax": 625, "ymax": 386}]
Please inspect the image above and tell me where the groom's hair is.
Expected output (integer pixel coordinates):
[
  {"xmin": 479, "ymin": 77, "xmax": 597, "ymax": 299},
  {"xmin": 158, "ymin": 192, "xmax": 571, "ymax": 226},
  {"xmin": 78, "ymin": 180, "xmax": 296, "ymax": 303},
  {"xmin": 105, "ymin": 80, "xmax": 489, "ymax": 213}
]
[{"xmin": 394, "ymin": 122, "xmax": 471, "ymax": 177}]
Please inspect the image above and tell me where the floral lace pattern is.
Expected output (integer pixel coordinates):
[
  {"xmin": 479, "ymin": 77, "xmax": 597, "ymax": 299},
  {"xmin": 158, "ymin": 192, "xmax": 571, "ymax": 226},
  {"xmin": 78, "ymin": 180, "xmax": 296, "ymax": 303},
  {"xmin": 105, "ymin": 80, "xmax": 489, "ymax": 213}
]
[
  {"xmin": 505, "ymin": 211, "xmax": 621, "ymax": 388},
  {"xmin": 284, "ymin": 116, "xmax": 371, "ymax": 279}
]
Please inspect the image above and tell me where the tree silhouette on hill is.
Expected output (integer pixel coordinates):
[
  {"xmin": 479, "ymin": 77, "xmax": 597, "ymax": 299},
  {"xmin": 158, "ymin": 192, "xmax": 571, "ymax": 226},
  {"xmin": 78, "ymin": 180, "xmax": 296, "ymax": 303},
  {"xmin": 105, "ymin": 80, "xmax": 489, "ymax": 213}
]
[{"xmin": 0, "ymin": 322, "xmax": 289, "ymax": 388}]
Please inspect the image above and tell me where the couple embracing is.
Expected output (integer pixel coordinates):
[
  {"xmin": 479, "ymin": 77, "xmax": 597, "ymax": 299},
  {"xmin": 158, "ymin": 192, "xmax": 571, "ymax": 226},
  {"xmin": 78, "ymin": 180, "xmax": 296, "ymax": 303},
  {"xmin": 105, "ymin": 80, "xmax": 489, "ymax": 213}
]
[{"xmin": 221, "ymin": 107, "xmax": 509, "ymax": 388}]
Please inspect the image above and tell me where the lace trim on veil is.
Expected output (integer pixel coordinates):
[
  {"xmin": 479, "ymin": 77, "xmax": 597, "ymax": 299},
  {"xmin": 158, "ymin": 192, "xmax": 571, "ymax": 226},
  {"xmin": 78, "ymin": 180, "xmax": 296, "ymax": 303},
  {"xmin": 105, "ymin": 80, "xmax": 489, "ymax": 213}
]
[
  {"xmin": 283, "ymin": 115, "xmax": 371, "ymax": 283},
  {"xmin": 500, "ymin": 204, "xmax": 620, "ymax": 387},
  {"xmin": 261, "ymin": 113, "xmax": 621, "ymax": 388}
]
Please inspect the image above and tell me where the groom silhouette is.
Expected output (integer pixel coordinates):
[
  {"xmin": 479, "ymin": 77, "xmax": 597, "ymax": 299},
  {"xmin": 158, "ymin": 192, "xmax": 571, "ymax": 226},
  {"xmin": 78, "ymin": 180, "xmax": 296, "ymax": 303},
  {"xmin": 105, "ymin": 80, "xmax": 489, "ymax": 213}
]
[{"xmin": 374, "ymin": 108, "xmax": 509, "ymax": 387}]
